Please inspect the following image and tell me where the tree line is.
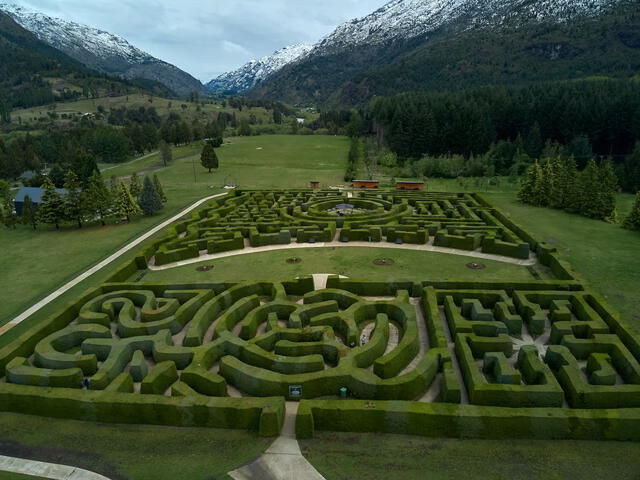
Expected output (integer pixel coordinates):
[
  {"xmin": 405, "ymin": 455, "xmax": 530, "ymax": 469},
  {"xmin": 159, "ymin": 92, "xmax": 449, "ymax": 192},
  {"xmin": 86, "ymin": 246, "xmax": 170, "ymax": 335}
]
[
  {"xmin": 0, "ymin": 107, "xmax": 225, "ymax": 184},
  {"xmin": 361, "ymin": 79, "xmax": 640, "ymax": 193},
  {"xmin": 0, "ymin": 170, "xmax": 166, "ymax": 231}
]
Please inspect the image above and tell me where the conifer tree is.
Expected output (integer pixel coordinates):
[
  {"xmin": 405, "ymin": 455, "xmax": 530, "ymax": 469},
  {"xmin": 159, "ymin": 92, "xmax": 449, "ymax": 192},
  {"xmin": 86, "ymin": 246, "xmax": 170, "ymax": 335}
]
[
  {"xmin": 138, "ymin": 176, "xmax": 163, "ymax": 216},
  {"xmin": 580, "ymin": 159, "xmax": 602, "ymax": 219},
  {"xmin": 63, "ymin": 170, "xmax": 85, "ymax": 228},
  {"xmin": 539, "ymin": 160, "xmax": 555, "ymax": 208},
  {"xmin": 597, "ymin": 159, "xmax": 618, "ymax": 222},
  {"xmin": 85, "ymin": 170, "xmax": 112, "ymax": 226},
  {"xmin": 153, "ymin": 174, "xmax": 167, "ymax": 203},
  {"xmin": 200, "ymin": 144, "xmax": 219, "ymax": 173},
  {"xmin": 563, "ymin": 156, "xmax": 581, "ymax": 213},
  {"xmin": 129, "ymin": 172, "xmax": 142, "ymax": 198},
  {"xmin": 21, "ymin": 195, "xmax": 37, "ymax": 230},
  {"xmin": 115, "ymin": 181, "xmax": 142, "ymax": 222},
  {"xmin": 548, "ymin": 156, "xmax": 566, "ymax": 209},
  {"xmin": 518, "ymin": 162, "xmax": 543, "ymax": 206},
  {"xmin": 38, "ymin": 176, "xmax": 65, "ymax": 229},
  {"xmin": 622, "ymin": 192, "xmax": 640, "ymax": 231}
]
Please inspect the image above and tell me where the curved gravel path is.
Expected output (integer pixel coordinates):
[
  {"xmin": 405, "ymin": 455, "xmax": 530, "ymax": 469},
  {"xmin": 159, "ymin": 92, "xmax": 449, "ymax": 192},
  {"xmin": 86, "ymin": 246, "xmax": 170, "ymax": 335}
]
[{"xmin": 149, "ymin": 238, "xmax": 537, "ymax": 271}]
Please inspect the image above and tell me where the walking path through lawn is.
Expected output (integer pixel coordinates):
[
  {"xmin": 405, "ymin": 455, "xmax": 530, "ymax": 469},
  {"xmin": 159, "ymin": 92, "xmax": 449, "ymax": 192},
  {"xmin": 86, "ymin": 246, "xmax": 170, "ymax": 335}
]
[
  {"xmin": 0, "ymin": 193, "xmax": 227, "ymax": 337},
  {"xmin": 0, "ymin": 455, "xmax": 111, "ymax": 480},
  {"xmin": 149, "ymin": 238, "xmax": 537, "ymax": 271}
]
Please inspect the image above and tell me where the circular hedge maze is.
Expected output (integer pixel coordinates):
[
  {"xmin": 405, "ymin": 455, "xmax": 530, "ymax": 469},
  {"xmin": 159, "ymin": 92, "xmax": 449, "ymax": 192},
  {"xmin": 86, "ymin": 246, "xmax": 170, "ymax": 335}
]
[
  {"xmin": 0, "ymin": 189, "xmax": 638, "ymax": 442},
  {"xmin": 150, "ymin": 190, "xmax": 533, "ymax": 267}
]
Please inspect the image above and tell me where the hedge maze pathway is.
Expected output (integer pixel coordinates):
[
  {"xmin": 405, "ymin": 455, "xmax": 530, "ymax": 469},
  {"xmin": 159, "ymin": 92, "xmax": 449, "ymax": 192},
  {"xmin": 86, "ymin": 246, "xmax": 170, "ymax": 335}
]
[
  {"xmin": 148, "ymin": 190, "xmax": 536, "ymax": 268},
  {"xmin": 0, "ymin": 189, "xmax": 638, "ymax": 453}
]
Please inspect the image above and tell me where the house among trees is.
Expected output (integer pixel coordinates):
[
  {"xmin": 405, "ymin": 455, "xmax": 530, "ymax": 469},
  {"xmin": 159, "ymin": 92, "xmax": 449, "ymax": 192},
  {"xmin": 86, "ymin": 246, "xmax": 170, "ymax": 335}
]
[
  {"xmin": 19, "ymin": 171, "xmax": 38, "ymax": 182},
  {"xmin": 396, "ymin": 181, "xmax": 425, "ymax": 191},
  {"xmin": 352, "ymin": 180, "xmax": 380, "ymax": 189},
  {"xmin": 13, "ymin": 186, "xmax": 67, "ymax": 216}
]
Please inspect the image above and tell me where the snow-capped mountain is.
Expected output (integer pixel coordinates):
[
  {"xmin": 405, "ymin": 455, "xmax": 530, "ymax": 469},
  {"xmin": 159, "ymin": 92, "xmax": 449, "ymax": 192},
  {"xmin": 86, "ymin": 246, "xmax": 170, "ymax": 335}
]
[
  {"xmin": 206, "ymin": 43, "xmax": 313, "ymax": 94},
  {"xmin": 0, "ymin": 3, "xmax": 204, "ymax": 96},
  {"xmin": 251, "ymin": 0, "xmax": 634, "ymax": 103},
  {"xmin": 313, "ymin": 0, "xmax": 621, "ymax": 52}
]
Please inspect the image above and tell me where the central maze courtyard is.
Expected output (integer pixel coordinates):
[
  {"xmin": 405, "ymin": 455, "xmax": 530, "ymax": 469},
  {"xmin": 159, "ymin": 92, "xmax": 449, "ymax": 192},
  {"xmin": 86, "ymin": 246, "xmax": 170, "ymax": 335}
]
[{"xmin": 0, "ymin": 190, "xmax": 638, "ymax": 441}]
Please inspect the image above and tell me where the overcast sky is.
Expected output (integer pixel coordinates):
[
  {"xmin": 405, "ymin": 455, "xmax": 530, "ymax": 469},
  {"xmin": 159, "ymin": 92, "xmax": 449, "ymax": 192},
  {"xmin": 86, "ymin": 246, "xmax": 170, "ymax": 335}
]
[{"xmin": 11, "ymin": 0, "xmax": 386, "ymax": 82}]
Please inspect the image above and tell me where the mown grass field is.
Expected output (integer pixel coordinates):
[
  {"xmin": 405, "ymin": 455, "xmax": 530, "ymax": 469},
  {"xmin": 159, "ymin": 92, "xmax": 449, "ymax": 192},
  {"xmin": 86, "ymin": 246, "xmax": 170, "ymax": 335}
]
[
  {"xmin": 142, "ymin": 247, "xmax": 540, "ymax": 284},
  {"xmin": 301, "ymin": 432, "xmax": 640, "ymax": 480},
  {"xmin": 9, "ymin": 93, "xmax": 274, "ymax": 126},
  {"xmin": 0, "ymin": 135, "xmax": 349, "ymax": 325},
  {"xmin": 0, "ymin": 412, "xmax": 269, "ymax": 480}
]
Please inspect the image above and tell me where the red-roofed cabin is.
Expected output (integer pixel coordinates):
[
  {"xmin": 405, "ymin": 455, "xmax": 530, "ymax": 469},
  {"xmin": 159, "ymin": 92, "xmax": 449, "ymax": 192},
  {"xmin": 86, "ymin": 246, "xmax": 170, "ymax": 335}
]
[
  {"xmin": 352, "ymin": 180, "xmax": 380, "ymax": 189},
  {"xmin": 396, "ymin": 181, "xmax": 425, "ymax": 191}
]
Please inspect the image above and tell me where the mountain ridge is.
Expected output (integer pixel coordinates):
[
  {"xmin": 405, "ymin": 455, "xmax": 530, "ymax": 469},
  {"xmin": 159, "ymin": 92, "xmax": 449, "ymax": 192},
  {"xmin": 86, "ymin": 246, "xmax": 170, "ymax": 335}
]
[
  {"xmin": 205, "ymin": 43, "xmax": 313, "ymax": 94},
  {"xmin": 249, "ymin": 0, "xmax": 638, "ymax": 104},
  {"xmin": 0, "ymin": 3, "xmax": 205, "ymax": 96}
]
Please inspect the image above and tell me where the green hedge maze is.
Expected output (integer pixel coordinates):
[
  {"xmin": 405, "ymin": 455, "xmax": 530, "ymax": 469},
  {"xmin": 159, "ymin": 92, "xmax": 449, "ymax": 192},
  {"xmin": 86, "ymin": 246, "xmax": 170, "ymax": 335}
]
[
  {"xmin": 150, "ymin": 190, "xmax": 534, "ymax": 266},
  {"xmin": 0, "ymin": 190, "xmax": 638, "ymax": 441}
]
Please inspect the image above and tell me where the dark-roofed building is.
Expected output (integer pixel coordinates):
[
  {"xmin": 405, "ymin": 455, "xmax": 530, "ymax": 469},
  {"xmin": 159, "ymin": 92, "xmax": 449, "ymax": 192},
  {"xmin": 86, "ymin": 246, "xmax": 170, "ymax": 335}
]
[
  {"xmin": 13, "ymin": 186, "xmax": 67, "ymax": 216},
  {"xmin": 19, "ymin": 171, "xmax": 37, "ymax": 181}
]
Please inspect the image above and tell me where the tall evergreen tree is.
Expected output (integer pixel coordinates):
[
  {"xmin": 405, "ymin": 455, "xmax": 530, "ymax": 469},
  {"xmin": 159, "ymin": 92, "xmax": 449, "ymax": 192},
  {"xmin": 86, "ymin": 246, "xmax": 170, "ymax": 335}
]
[
  {"xmin": 115, "ymin": 182, "xmax": 142, "ymax": 222},
  {"xmin": 200, "ymin": 144, "xmax": 219, "ymax": 173},
  {"xmin": 580, "ymin": 159, "xmax": 602, "ymax": 219},
  {"xmin": 21, "ymin": 195, "xmax": 37, "ymax": 230},
  {"xmin": 622, "ymin": 192, "xmax": 640, "ymax": 231},
  {"xmin": 85, "ymin": 171, "xmax": 112, "ymax": 226},
  {"xmin": 539, "ymin": 160, "xmax": 556, "ymax": 208},
  {"xmin": 563, "ymin": 156, "xmax": 581, "ymax": 214},
  {"xmin": 129, "ymin": 172, "xmax": 142, "ymax": 198},
  {"xmin": 38, "ymin": 177, "xmax": 65, "ymax": 230},
  {"xmin": 159, "ymin": 140, "xmax": 172, "ymax": 167},
  {"xmin": 153, "ymin": 174, "xmax": 167, "ymax": 203},
  {"xmin": 548, "ymin": 156, "xmax": 566, "ymax": 209},
  {"xmin": 138, "ymin": 176, "xmax": 163, "ymax": 216},
  {"xmin": 597, "ymin": 159, "xmax": 619, "ymax": 222},
  {"xmin": 518, "ymin": 162, "xmax": 543, "ymax": 206},
  {"xmin": 63, "ymin": 170, "xmax": 85, "ymax": 228}
]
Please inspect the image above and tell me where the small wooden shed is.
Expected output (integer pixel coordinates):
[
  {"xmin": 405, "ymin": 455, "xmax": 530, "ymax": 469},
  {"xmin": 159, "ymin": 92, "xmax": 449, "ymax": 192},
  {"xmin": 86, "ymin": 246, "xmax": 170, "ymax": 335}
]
[
  {"xmin": 309, "ymin": 181, "xmax": 320, "ymax": 190},
  {"xmin": 352, "ymin": 180, "xmax": 380, "ymax": 189},
  {"xmin": 396, "ymin": 181, "xmax": 425, "ymax": 191}
]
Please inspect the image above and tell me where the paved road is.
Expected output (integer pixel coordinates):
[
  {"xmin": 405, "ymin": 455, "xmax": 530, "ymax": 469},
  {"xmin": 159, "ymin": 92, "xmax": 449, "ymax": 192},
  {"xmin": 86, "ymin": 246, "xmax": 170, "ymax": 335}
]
[
  {"xmin": 0, "ymin": 193, "xmax": 227, "ymax": 336},
  {"xmin": 0, "ymin": 455, "xmax": 111, "ymax": 480}
]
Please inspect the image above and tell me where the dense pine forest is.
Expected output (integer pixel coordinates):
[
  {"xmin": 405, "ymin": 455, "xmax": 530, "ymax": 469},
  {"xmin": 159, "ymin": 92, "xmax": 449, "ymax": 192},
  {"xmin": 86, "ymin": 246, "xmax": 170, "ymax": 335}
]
[{"xmin": 364, "ymin": 78, "xmax": 640, "ymax": 192}]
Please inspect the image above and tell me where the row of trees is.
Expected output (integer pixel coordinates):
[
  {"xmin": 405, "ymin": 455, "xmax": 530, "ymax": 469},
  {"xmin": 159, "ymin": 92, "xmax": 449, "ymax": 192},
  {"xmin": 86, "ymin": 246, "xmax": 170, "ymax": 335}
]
[
  {"xmin": 518, "ymin": 157, "xmax": 619, "ymax": 222},
  {"xmin": 362, "ymin": 79, "xmax": 640, "ymax": 193},
  {"xmin": 1, "ymin": 170, "xmax": 166, "ymax": 231},
  {"xmin": 0, "ymin": 110, "xmax": 226, "ymax": 182}
]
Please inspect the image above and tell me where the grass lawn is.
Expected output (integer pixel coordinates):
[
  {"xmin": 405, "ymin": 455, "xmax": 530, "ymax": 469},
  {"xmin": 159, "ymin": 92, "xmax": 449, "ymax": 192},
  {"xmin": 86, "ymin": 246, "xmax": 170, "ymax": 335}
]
[
  {"xmin": 142, "ymin": 247, "xmax": 539, "ymax": 284},
  {"xmin": 10, "ymin": 93, "xmax": 274, "ymax": 127},
  {"xmin": 0, "ymin": 135, "xmax": 348, "ymax": 326},
  {"xmin": 0, "ymin": 412, "xmax": 270, "ymax": 480},
  {"xmin": 301, "ymin": 432, "xmax": 640, "ymax": 480},
  {"xmin": 487, "ymin": 191, "xmax": 640, "ymax": 333}
]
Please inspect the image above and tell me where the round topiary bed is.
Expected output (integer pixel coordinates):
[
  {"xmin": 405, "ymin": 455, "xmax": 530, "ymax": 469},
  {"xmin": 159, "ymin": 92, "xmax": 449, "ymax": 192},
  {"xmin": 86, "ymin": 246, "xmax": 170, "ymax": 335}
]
[
  {"xmin": 466, "ymin": 262, "xmax": 486, "ymax": 270},
  {"xmin": 373, "ymin": 258, "xmax": 395, "ymax": 266}
]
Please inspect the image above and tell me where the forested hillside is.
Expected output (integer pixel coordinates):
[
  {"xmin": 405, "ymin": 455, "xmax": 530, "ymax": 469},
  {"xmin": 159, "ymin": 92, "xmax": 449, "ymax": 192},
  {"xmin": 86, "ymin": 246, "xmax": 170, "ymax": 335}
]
[
  {"xmin": 253, "ymin": 2, "xmax": 640, "ymax": 105},
  {"xmin": 0, "ymin": 11, "xmax": 171, "ymax": 116}
]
